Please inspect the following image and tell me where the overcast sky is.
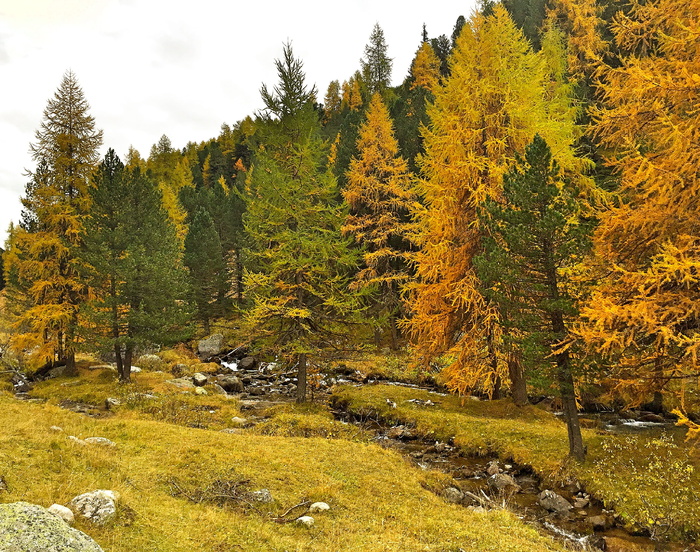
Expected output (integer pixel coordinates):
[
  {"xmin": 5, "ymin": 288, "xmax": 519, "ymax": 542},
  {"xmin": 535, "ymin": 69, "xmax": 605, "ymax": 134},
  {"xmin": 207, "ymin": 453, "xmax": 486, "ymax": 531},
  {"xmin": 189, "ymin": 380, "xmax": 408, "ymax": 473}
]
[{"xmin": 0, "ymin": 0, "xmax": 477, "ymax": 245}]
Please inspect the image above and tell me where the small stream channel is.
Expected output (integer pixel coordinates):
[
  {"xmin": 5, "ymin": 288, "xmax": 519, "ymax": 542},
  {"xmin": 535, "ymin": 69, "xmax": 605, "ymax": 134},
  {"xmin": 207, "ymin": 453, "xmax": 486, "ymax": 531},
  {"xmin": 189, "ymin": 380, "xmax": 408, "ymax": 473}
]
[{"xmin": 328, "ymin": 381, "xmax": 698, "ymax": 552}]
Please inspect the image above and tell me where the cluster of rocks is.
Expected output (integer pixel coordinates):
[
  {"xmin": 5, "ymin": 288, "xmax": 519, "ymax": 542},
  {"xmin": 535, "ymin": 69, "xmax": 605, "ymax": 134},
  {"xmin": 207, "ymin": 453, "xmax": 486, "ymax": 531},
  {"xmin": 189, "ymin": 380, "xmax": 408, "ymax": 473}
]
[{"xmin": 0, "ymin": 489, "xmax": 121, "ymax": 551}]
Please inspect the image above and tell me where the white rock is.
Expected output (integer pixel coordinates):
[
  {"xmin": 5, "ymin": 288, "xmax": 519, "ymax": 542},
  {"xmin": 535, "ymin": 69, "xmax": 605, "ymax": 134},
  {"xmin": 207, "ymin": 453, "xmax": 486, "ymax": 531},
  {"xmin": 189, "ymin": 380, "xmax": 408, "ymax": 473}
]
[
  {"xmin": 192, "ymin": 372, "xmax": 208, "ymax": 386},
  {"xmin": 84, "ymin": 437, "xmax": 116, "ymax": 447},
  {"xmin": 50, "ymin": 426, "xmax": 63, "ymax": 432},
  {"xmin": 230, "ymin": 416, "xmax": 247, "ymax": 427},
  {"xmin": 69, "ymin": 490, "xmax": 119, "ymax": 525},
  {"xmin": 195, "ymin": 387, "xmax": 208, "ymax": 396},
  {"xmin": 68, "ymin": 435, "xmax": 86, "ymax": 446},
  {"xmin": 296, "ymin": 515, "xmax": 315, "ymax": 527},
  {"xmin": 309, "ymin": 502, "xmax": 330, "ymax": 513},
  {"xmin": 130, "ymin": 366, "xmax": 142, "ymax": 373},
  {"xmin": 48, "ymin": 504, "xmax": 75, "ymax": 525}
]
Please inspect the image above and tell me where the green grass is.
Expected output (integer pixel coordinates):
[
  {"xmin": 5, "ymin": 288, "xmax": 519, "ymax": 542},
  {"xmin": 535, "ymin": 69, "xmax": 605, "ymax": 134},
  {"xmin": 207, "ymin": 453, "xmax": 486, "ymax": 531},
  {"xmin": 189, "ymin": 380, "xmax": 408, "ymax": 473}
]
[
  {"xmin": 0, "ymin": 390, "xmax": 568, "ymax": 552},
  {"xmin": 331, "ymin": 384, "xmax": 700, "ymax": 542}
]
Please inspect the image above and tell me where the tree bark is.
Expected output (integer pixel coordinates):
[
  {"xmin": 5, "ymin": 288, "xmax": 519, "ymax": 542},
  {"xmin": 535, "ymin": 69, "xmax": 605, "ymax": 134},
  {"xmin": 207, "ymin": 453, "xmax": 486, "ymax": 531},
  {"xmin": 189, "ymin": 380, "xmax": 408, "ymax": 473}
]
[
  {"xmin": 119, "ymin": 344, "xmax": 133, "ymax": 383},
  {"xmin": 296, "ymin": 352, "xmax": 307, "ymax": 403},
  {"xmin": 389, "ymin": 315, "xmax": 399, "ymax": 351},
  {"xmin": 557, "ymin": 348, "xmax": 586, "ymax": 461},
  {"xmin": 508, "ymin": 350, "xmax": 529, "ymax": 406}
]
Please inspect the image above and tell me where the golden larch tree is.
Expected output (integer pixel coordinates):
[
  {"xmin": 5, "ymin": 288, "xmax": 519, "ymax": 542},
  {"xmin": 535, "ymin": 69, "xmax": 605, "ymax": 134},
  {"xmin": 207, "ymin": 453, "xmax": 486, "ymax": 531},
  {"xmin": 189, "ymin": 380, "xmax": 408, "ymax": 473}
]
[
  {"xmin": 406, "ymin": 5, "xmax": 586, "ymax": 397},
  {"xmin": 342, "ymin": 92, "xmax": 416, "ymax": 348},
  {"xmin": 579, "ymin": 0, "xmax": 700, "ymax": 408},
  {"xmin": 410, "ymin": 42, "xmax": 441, "ymax": 93},
  {"xmin": 4, "ymin": 71, "xmax": 102, "ymax": 373}
]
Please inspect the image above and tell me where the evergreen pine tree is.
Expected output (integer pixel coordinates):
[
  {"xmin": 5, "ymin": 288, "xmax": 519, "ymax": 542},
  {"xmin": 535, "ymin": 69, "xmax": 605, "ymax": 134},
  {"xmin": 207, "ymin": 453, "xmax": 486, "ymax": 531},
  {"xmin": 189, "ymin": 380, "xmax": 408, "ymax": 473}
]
[
  {"xmin": 361, "ymin": 24, "xmax": 393, "ymax": 95},
  {"xmin": 81, "ymin": 149, "xmax": 190, "ymax": 382},
  {"xmin": 475, "ymin": 135, "xmax": 592, "ymax": 460},
  {"xmin": 184, "ymin": 208, "xmax": 227, "ymax": 334}
]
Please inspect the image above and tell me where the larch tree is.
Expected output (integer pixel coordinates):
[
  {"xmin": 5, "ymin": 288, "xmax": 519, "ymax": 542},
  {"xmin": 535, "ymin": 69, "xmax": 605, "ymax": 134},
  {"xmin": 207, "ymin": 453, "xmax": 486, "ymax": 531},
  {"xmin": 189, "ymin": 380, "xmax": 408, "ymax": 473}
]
[
  {"xmin": 410, "ymin": 41, "xmax": 441, "ymax": 93},
  {"xmin": 361, "ymin": 24, "xmax": 393, "ymax": 95},
  {"xmin": 245, "ymin": 43, "xmax": 360, "ymax": 403},
  {"xmin": 342, "ymin": 92, "xmax": 416, "ymax": 349},
  {"xmin": 4, "ymin": 70, "xmax": 102, "ymax": 374},
  {"xmin": 405, "ymin": 5, "xmax": 587, "ymax": 400},
  {"xmin": 80, "ymin": 149, "xmax": 189, "ymax": 382},
  {"xmin": 579, "ymin": 0, "xmax": 700, "ymax": 410},
  {"xmin": 476, "ymin": 135, "xmax": 592, "ymax": 460}
]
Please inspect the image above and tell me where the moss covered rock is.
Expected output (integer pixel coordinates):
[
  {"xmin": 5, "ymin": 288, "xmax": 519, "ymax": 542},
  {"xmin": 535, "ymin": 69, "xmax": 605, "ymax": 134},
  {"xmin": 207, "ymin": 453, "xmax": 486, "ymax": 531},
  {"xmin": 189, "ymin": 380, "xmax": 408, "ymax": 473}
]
[{"xmin": 0, "ymin": 502, "xmax": 103, "ymax": 551}]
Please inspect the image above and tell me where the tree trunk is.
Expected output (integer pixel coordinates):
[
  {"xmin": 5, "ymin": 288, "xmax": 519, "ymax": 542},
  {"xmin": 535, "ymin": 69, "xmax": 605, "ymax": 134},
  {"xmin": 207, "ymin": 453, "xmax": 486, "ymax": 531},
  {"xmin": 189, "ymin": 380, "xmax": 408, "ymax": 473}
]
[
  {"xmin": 296, "ymin": 353, "xmax": 307, "ymax": 403},
  {"xmin": 557, "ymin": 348, "xmax": 586, "ymax": 461},
  {"xmin": 114, "ymin": 343, "xmax": 124, "ymax": 378},
  {"xmin": 235, "ymin": 248, "xmax": 244, "ymax": 306},
  {"xmin": 487, "ymin": 326, "xmax": 501, "ymax": 399},
  {"xmin": 389, "ymin": 315, "xmax": 399, "ymax": 351},
  {"xmin": 120, "ymin": 344, "xmax": 133, "ymax": 383},
  {"xmin": 374, "ymin": 327, "xmax": 382, "ymax": 349},
  {"xmin": 64, "ymin": 350, "xmax": 77, "ymax": 377},
  {"xmin": 543, "ymin": 242, "xmax": 585, "ymax": 461},
  {"xmin": 508, "ymin": 350, "xmax": 529, "ymax": 406},
  {"xmin": 650, "ymin": 357, "xmax": 664, "ymax": 413}
]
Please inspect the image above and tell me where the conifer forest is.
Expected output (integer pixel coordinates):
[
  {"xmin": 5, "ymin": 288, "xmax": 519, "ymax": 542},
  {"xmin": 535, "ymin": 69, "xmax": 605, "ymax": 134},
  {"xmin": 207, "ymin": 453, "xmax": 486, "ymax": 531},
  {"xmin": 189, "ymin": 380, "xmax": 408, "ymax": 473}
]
[{"xmin": 1, "ymin": 1, "xmax": 700, "ymax": 551}]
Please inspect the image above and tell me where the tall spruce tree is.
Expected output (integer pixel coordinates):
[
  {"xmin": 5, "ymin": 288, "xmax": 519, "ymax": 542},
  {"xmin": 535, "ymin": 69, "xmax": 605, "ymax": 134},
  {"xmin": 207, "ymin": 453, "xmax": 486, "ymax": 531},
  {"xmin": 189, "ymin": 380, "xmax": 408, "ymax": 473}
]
[
  {"xmin": 361, "ymin": 24, "xmax": 393, "ymax": 95},
  {"xmin": 184, "ymin": 208, "xmax": 227, "ymax": 334},
  {"xmin": 80, "ymin": 149, "xmax": 189, "ymax": 382},
  {"xmin": 475, "ymin": 135, "xmax": 591, "ymax": 460},
  {"xmin": 5, "ymin": 71, "xmax": 102, "ymax": 373},
  {"xmin": 246, "ymin": 44, "xmax": 360, "ymax": 402}
]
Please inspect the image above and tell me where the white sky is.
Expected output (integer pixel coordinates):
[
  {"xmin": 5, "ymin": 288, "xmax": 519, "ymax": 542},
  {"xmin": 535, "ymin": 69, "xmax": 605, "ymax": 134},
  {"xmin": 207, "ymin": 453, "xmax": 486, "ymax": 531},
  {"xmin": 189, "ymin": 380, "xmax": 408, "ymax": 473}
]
[{"xmin": 0, "ymin": 0, "xmax": 477, "ymax": 245}]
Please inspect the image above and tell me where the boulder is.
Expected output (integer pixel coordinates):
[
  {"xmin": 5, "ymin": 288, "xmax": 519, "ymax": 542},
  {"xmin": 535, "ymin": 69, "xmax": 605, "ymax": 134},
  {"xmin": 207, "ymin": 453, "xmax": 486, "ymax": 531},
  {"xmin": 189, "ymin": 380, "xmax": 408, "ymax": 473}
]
[
  {"xmin": 11, "ymin": 373, "xmax": 32, "ymax": 393},
  {"xmin": 166, "ymin": 378, "xmax": 196, "ymax": 389},
  {"xmin": 488, "ymin": 473, "xmax": 521, "ymax": 496},
  {"xmin": 230, "ymin": 417, "xmax": 248, "ymax": 427},
  {"xmin": 68, "ymin": 436, "xmax": 87, "ymax": 446},
  {"xmin": 195, "ymin": 387, "xmax": 208, "ymax": 396},
  {"xmin": 69, "ymin": 490, "xmax": 119, "ymax": 525},
  {"xmin": 84, "ymin": 437, "xmax": 116, "ymax": 447},
  {"xmin": 104, "ymin": 397, "xmax": 121, "ymax": 410},
  {"xmin": 309, "ymin": 502, "xmax": 330, "ymax": 513},
  {"xmin": 486, "ymin": 460, "xmax": 500, "ymax": 476},
  {"xmin": 443, "ymin": 486, "xmax": 465, "ymax": 504},
  {"xmin": 248, "ymin": 489, "xmax": 273, "ymax": 503},
  {"xmin": 587, "ymin": 513, "xmax": 614, "ymax": 530},
  {"xmin": 217, "ymin": 375, "xmax": 244, "ymax": 393},
  {"xmin": 50, "ymin": 425, "xmax": 64, "ymax": 432},
  {"xmin": 192, "ymin": 373, "xmax": 208, "ymax": 387},
  {"xmin": 198, "ymin": 334, "xmax": 224, "ymax": 359},
  {"xmin": 48, "ymin": 503, "xmax": 75, "ymax": 525},
  {"xmin": 210, "ymin": 383, "xmax": 228, "ymax": 395},
  {"xmin": 238, "ymin": 356, "xmax": 257, "ymax": 370},
  {"xmin": 296, "ymin": 515, "xmax": 315, "ymax": 527},
  {"xmin": 0, "ymin": 502, "xmax": 103, "ymax": 551},
  {"xmin": 538, "ymin": 490, "xmax": 572, "ymax": 514}
]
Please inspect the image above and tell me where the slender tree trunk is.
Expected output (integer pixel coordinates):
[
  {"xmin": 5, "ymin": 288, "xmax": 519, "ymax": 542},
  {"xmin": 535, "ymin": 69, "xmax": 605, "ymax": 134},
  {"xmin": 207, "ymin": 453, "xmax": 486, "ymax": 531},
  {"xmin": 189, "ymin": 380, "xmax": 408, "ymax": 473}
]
[
  {"xmin": 650, "ymin": 357, "xmax": 664, "ymax": 413},
  {"xmin": 114, "ymin": 343, "xmax": 123, "ymax": 378},
  {"xmin": 235, "ymin": 248, "xmax": 244, "ymax": 306},
  {"xmin": 544, "ymin": 241, "xmax": 585, "ymax": 461},
  {"xmin": 296, "ymin": 352, "xmax": 307, "ymax": 403},
  {"xmin": 120, "ymin": 344, "xmax": 133, "ymax": 383},
  {"xmin": 508, "ymin": 349, "xmax": 529, "ymax": 406},
  {"xmin": 557, "ymin": 347, "xmax": 586, "ymax": 461},
  {"xmin": 487, "ymin": 326, "xmax": 501, "ymax": 399},
  {"xmin": 389, "ymin": 315, "xmax": 399, "ymax": 351},
  {"xmin": 203, "ymin": 316, "xmax": 211, "ymax": 335},
  {"xmin": 374, "ymin": 327, "xmax": 382, "ymax": 349}
]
